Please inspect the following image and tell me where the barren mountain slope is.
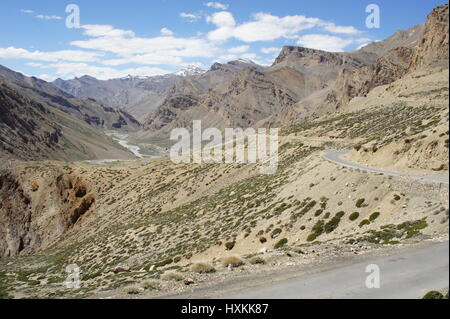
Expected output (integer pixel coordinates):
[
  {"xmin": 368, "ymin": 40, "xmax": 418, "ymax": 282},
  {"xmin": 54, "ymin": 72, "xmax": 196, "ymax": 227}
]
[
  {"xmin": 53, "ymin": 66, "xmax": 206, "ymax": 121},
  {"xmin": 0, "ymin": 65, "xmax": 140, "ymax": 132},
  {"xmin": 1, "ymin": 60, "xmax": 448, "ymax": 296},
  {"xmin": 0, "ymin": 80, "xmax": 136, "ymax": 161},
  {"xmin": 139, "ymin": 22, "xmax": 426, "ymax": 142}
]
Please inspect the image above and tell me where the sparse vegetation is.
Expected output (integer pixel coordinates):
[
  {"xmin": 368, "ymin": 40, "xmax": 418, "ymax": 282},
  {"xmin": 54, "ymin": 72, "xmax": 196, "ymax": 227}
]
[
  {"xmin": 274, "ymin": 238, "xmax": 288, "ymax": 249},
  {"xmin": 249, "ymin": 256, "xmax": 266, "ymax": 265},
  {"xmin": 349, "ymin": 212, "xmax": 360, "ymax": 221},
  {"xmin": 191, "ymin": 263, "xmax": 216, "ymax": 274},
  {"xmin": 222, "ymin": 256, "xmax": 244, "ymax": 268},
  {"xmin": 161, "ymin": 272, "xmax": 184, "ymax": 282}
]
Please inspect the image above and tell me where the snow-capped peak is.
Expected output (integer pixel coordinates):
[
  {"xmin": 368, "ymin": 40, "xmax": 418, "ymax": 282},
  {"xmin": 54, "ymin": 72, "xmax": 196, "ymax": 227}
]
[{"xmin": 174, "ymin": 65, "xmax": 206, "ymax": 77}]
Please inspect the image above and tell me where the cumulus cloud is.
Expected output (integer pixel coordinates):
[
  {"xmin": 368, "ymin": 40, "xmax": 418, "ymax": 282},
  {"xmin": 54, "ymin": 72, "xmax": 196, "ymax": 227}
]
[
  {"xmin": 160, "ymin": 27, "xmax": 174, "ymax": 36},
  {"xmin": 207, "ymin": 11, "xmax": 362, "ymax": 43},
  {"xmin": 0, "ymin": 47, "xmax": 103, "ymax": 62},
  {"xmin": 70, "ymin": 24, "xmax": 218, "ymax": 60},
  {"xmin": 204, "ymin": 2, "xmax": 229, "ymax": 10},
  {"xmin": 296, "ymin": 34, "xmax": 369, "ymax": 52},
  {"xmin": 180, "ymin": 12, "xmax": 201, "ymax": 22}
]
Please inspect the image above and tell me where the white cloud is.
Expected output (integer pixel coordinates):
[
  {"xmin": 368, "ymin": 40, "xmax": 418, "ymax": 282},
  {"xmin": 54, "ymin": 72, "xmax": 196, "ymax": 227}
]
[
  {"xmin": 204, "ymin": 2, "xmax": 229, "ymax": 10},
  {"xmin": 160, "ymin": 27, "xmax": 174, "ymax": 36},
  {"xmin": 180, "ymin": 12, "xmax": 201, "ymax": 22},
  {"xmin": 82, "ymin": 25, "xmax": 135, "ymax": 38},
  {"xmin": 35, "ymin": 14, "xmax": 63, "ymax": 20},
  {"xmin": 71, "ymin": 25, "xmax": 218, "ymax": 60},
  {"xmin": 261, "ymin": 47, "xmax": 280, "ymax": 54},
  {"xmin": 20, "ymin": 9, "xmax": 33, "ymax": 14},
  {"xmin": 0, "ymin": 47, "xmax": 103, "ymax": 62},
  {"xmin": 207, "ymin": 11, "xmax": 236, "ymax": 27},
  {"xmin": 207, "ymin": 12, "xmax": 363, "ymax": 43},
  {"xmin": 320, "ymin": 22, "xmax": 360, "ymax": 35},
  {"xmin": 227, "ymin": 45, "xmax": 249, "ymax": 54},
  {"xmin": 296, "ymin": 34, "xmax": 369, "ymax": 52},
  {"xmin": 33, "ymin": 62, "xmax": 172, "ymax": 80}
]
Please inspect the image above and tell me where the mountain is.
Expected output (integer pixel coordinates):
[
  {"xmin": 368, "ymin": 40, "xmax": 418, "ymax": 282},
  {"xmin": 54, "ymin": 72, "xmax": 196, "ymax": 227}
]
[
  {"xmin": 336, "ymin": 3, "xmax": 448, "ymax": 106},
  {"xmin": 139, "ymin": 21, "xmax": 429, "ymax": 141},
  {"xmin": 0, "ymin": 65, "xmax": 140, "ymax": 132},
  {"xmin": 53, "ymin": 66, "xmax": 206, "ymax": 122},
  {"xmin": 410, "ymin": 3, "xmax": 449, "ymax": 70},
  {"xmin": 174, "ymin": 65, "xmax": 206, "ymax": 77},
  {"xmin": 0, "ymin": 79, "xmax": 135, "ymax": 161}
]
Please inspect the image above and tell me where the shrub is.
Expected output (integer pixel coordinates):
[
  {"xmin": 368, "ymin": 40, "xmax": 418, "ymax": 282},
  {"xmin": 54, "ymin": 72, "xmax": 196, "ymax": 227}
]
[
  {"xmin": 307, "ymin": 233, "xmax": 318, "ymax": 242},
  {"xmin": 422, "ymin": 291, "xmax": 444, "ymax": 299},
  {"xmin": 259, "ymin": 237, "xmax": 267, "ymax": 243},
  {"xmin": 393, "ymin": 195, "xmax": 401, "ymax": 201},
  {"xmin": 314, "ymin": 209, "xmax": 324, "ymax": 217},
  {"xmin": 225, "ymin": 241, "xmax": 235, "ymax": 250},
  {"xmin": 356, "ymin": 199, "xmax": 366, "ymax": 208},
  {"xmin": 191, "ymin": 263, "xmax": 216, "ymax": 274},
  {"xmin": 249, "ymin": 256, "xmax": 266, "ymax": 265},
  {"xmin": 359, "ymin": 219, "xmax": 370, "ymax": 228},
  {"xmin": 274, "ymin": 238, "xmax": 288, "ymax": 249},
  {"xmin": 271, "ymin": 228, "xmax": 282, "ymax": 239},
  {"xmin": 141, "ymin": 280, "xmax": 159, "ymax": 290},
  {"xmin": 123, "ymin": 286, "xmax": 141, "ymax": 295},
  {"xmin": 161, "ymin": 272, "xmax": 184, "ymax": 282},
  {"xmin": 324, "ymin": 212, "xmax": 345, "ymax": 233},
  {"xmin": 369, "ymin": 212, "xmax": 381, "ymax": 222},
  {"xmin": 349, "ymin": 212, "xmax": 360, "ymax": 221},
  {"xmin": 222, "ymin": 256, "xmax": 244, "ymax": 268}
]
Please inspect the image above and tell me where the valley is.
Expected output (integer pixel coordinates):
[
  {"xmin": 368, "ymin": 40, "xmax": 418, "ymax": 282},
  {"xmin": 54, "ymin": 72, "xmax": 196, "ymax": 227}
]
[{"xmin": 0, "ymin": 3, "xmax": 448, "ymax": 300}]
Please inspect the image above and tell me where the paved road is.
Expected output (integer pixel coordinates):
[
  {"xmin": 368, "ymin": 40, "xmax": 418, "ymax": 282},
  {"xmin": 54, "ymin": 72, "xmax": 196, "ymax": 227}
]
[
  {"xmin": 323, "ymin": 150, "xmax": 449, "ymax": 184},
  {"xmin": 224, "ymin": 241, "xmax": 449, "ymax": 299}
]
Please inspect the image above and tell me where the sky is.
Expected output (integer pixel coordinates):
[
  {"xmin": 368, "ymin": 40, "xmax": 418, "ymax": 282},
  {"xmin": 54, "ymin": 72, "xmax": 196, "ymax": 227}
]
[{"xmin": 0, "ymin": 0, "xmax": 446, "ymax": 81}]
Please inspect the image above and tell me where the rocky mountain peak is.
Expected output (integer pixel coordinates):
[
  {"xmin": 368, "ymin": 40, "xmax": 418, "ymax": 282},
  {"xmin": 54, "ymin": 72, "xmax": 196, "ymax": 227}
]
[{"xmin": 409, "ymin": 3, "xmax": 449, "ymax": 70}]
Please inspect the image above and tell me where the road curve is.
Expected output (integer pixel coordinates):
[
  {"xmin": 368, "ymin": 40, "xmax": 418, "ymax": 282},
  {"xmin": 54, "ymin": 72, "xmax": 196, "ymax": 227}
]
[
  {"xmin": 224, "ymin": 241, "xmax": 449, "ymax": 299},
  {"xmin": 323, "ymin": 150, "xmax": 449, "ymax": 184}
]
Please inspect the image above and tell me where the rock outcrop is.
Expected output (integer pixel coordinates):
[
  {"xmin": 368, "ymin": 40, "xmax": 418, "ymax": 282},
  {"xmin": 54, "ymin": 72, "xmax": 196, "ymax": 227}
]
[{"xmin": 410, "ymin": 4, "xmax": 449, "ymax": 70}]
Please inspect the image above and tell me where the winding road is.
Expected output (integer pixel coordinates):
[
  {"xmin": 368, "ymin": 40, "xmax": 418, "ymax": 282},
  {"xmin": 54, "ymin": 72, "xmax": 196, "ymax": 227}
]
[
  {"xmin": 223, "ymin": 241, "xmax": 449, "ymax": 299},
  {"xmin": 323, "ymin": 150, "xmax": 449, "ymax": 184}
]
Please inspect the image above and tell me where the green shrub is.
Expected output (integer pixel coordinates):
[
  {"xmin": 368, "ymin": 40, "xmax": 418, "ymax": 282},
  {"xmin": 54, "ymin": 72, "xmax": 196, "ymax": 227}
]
[
  {"xmin": 307, "ymin": 233, "xmax": 318, "ymax": 242},
  {"xmin": 274, "ymin": 238, "xmax": 288, "ymax": 249},
  {"xmin": 359, "ymin": 219, "xmax": 370, "ymax": 228},
  {"xmin": 356, "ymin": 199, "xmax": 366, "ymax": 208},
  {"xmin": 314, "ymin": 209, "xmax": 324, "ymax": 217},
  {"xmin": 369, "ymin": 212, "xmax": 381, "ymax": 222},
  {"xmin": 225, "ymin": 241, "xmax": 236, "ymax": 250},
  {"xmin": 422, "ymin": 291, "xmax": 444, "ymax": 299},
  {"xmin": 324, "ymin": 212, "xmax": 345, "ymax": 233},
  {"xmin": 393, "ymin": 195, "xmax": 401, "ymax": 201},
  {"xmin": 271, "ymin": 228, "xmax": 282, "ymax": 239},
  {"xmin": 349, "ymin": 212, "xmax": 360, "ymax": 221}
]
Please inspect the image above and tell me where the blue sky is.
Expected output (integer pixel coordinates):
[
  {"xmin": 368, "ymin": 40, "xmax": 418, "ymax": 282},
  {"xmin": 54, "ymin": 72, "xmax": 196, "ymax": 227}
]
[{"xmin": 0, "ymin": 0, "xmax": 445, "ymax": 80}]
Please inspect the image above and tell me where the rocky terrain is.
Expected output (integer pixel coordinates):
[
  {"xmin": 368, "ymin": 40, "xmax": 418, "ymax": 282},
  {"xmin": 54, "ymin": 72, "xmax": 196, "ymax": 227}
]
[
  {"xmin": 0, "ymin": 64, "xmax": 142, "ymax": 161},
  {"xmin": 0, "ymin": 4, "xmax": 448, "ymax": 299},
  {"xmin": 53, "ymin": 66, "xmax": 206, "ymax": 122}
]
